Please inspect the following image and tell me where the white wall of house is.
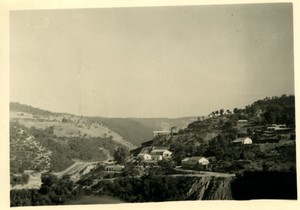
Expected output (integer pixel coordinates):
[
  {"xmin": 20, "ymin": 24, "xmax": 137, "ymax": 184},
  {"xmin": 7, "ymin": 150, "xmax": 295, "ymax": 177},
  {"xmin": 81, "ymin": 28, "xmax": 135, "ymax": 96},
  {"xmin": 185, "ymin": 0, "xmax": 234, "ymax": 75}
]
[
  {"xmin": 243, "ymin": 138, "xmax": 252, "ymax": 144},
  {"xmin": 181, "ymin": 157, "xmax": 210, "ymax": 168},
  {"xmin": 137, "ymin": 153, "xmax": 152, "ymax": 160},
  {"xmin": 150, "ymin": 149, "xmax": 172, "ymax": 159}
]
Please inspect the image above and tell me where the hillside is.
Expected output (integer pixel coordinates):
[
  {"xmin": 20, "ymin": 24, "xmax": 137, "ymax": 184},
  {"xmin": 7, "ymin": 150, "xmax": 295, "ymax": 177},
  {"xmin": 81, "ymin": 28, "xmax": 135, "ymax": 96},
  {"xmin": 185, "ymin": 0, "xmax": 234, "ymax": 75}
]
[
  {"xmin": 10, "ymin": 102, "xmax": 197, "ymax": 147},
  {"xmin": 10, "ymin": 121, "xmax": 122, "ymax": 174},
  {"xmin": 10, "ymin": 102, "xmax": 135, "ymax": 148},
  {"xmin": 86, "ymin": 117, "xmax": 154, "ymax": 146},
  {"xmin": 10, "ymin": 102, "xmax": 199, "ymax": 174},
  {"xmin": 10, "ymin": 95, "xmax": 296, "ymax": 205},
  {"xmin": 132, "ymin": 95, "xmax": 296, "ymax": 172}
]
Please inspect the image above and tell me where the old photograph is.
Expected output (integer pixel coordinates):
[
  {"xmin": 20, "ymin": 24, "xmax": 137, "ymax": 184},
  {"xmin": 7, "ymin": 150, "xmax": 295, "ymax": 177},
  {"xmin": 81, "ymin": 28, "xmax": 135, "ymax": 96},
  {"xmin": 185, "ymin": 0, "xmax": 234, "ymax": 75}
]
[{"xmin": 9, "ymin": 3, "xmax": 296, "ymax": 207}]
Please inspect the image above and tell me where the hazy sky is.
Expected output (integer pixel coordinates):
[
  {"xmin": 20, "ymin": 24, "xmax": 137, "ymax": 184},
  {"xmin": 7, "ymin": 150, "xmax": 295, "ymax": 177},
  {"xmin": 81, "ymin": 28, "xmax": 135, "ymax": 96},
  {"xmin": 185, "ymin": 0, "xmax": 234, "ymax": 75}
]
[{"xmin": 10, "ymin": 3, "xmax": 294, "ymax": 118}]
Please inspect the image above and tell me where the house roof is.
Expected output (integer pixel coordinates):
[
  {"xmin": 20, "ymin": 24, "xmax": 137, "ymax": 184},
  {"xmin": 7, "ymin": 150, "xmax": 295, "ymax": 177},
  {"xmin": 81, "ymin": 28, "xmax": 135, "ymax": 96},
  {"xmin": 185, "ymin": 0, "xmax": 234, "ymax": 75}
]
[
  {"xmin": 181, "ymin": 156, "xmax": 210, "ymax": 165},
  {"xmin": 274, "ymin": 127, "xmax": 290, "ymax": 131},
  {"xmin": 181, "ymin": 158, "xmax": 189, "ymax": 162},
  {"xmin": 105, "ymin": 164, "xmax": 124, "ymax": 168},
  {"xmin": 189, "ymin": 156, "xmax": 208, "ymax": 161},
  {"xmin": 151, "ymin": 149, "xmax": 171, "ymax": 153},
  {"xmin": 137, "ymin": 153, "xmax": 151, "ymax": 156},
  {"xmin": 182, "ymin": 156, "xmax": 209, "ymax": 161},
  {"xmin": 232, "ymin": 137, "xmax": 251, "ymax": 143}
]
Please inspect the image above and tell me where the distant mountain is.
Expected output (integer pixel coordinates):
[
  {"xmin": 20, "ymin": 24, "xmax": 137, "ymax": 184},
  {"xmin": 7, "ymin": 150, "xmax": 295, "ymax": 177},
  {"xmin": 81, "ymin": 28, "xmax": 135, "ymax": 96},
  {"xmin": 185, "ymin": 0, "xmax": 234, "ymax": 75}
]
[
  {"xmin": 10, "ymin": 102, "xmax": 135, "ymax": 149},
  {"xmin": 87, "ymin": 116, "xmax": 198, "ymax": 146},
  {"xmin": 129, "ymin": 117, "xmax": 198, "ymax": 132},
  {"xmin": 10, "ymin": 102, "xmax": 198, "ymax": 147}
]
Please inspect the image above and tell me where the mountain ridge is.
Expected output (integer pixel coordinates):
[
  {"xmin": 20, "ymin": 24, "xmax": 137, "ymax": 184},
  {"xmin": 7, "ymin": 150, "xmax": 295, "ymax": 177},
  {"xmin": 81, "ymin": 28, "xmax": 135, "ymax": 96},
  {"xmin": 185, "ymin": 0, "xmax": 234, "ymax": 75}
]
[{"xmin": 10, "ymin": 102, "xmax": 198, "ymax": 146}]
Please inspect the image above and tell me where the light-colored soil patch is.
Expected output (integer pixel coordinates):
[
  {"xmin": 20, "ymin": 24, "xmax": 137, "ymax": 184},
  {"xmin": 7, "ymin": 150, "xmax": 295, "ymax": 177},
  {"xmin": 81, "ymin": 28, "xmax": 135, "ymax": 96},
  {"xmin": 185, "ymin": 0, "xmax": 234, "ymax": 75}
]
[
  {"xmin": 54, "ymin": 161, "xmax": 99, "ymax": 181},
  {"xmin": 11, "ymin": 172, "xmax": 42, "ymax": 190}
]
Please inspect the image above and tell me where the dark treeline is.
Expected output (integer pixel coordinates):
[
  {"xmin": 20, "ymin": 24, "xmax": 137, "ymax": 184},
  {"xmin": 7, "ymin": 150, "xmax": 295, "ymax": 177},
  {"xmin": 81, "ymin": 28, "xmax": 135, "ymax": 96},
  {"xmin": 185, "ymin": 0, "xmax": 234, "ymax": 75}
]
[
  {"xmin": 10, "ymin": 173, "xmax": 29, "ymax": 186},
  {"xmin": 91, "ymin": 175, "xmax": 197, "ymax": 202},
  {"xmin": 10, "ymin": 173, "xmax": 81, "ymax": 206},
  {"xmin": 232, "ymin": 170, "xmax": 297, "ymax": 199},
  {"xmin": 232, "ymin": 95, "xmax": 295, "ymax": 126},
  {"xmin": 11, "ymin": 169, "xmax": 297, "ymax": 206},
  {"xmin": 85, "ymin": 169, "xmax": 297, "ymax": 202}
]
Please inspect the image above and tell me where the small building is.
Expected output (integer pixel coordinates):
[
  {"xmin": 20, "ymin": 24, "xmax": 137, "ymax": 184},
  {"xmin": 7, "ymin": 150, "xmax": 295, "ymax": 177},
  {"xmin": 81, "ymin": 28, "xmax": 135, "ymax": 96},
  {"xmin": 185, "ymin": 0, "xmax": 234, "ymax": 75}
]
[
  {"xmin": 141, "ymin": 160, "xmax": 159, "ymax": 167},
  {"xmin": 150, "ymin": 149, "xmax": 172, "ymax": 160},
  {"xmin": 103, "ymin": 159, "xmax": 117, "ymax": 165},
  {"xmin": 104, "ymin": 164, "xmax": 124, "ymax": 171},
  {"xmin": 137, "ymin": 153, "xmax": 152, "ymax": 160},
  {"xmin": 181, "ymin": 156, "xmax": 210, "ymax": 170},
  {"xmin": 153, "ymin": 130, "xmax": 171, "ymax": 137},
  {"xmin": 267, "ymin": 124, "xmax": 287, "ymax": 130},
  {"xmin": 237, "ymin": 120, "xmax": 248, "ymax": 125},
  {"xmin": 232, "ymin": 137, "xmax": 252, "ymax": 145}
]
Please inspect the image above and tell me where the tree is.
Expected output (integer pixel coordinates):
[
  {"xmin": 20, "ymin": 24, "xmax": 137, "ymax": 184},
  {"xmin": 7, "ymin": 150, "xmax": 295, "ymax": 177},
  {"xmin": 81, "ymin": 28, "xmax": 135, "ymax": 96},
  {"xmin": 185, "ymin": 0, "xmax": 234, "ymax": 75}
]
[
  {"xmin": 39, "ymin": 173, "xmax": 57, "ymax": 195},
  {"xmin": 212, "ymin": 111, "xmax": 215, "ymax": 117},
  {"xmin": 220, "ymin": 109, "xmax": 224, "ymax": 116},
  {"xmin": 113, "ymin": 147, "xmax": 129, "ymax": 164}
]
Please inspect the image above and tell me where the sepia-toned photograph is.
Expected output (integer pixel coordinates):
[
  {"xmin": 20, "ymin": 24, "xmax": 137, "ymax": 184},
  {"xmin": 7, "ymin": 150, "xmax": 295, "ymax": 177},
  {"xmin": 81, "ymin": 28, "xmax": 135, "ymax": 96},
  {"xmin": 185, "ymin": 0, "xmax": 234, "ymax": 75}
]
[{"xmin": 8, "ymin": 2, "xmax": 296, "ymax": 207}]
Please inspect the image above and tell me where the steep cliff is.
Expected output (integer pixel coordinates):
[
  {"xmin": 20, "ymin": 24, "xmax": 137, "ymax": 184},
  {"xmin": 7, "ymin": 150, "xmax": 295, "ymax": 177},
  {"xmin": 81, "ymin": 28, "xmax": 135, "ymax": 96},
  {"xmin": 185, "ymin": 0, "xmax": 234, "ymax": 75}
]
[
  {"xmin": 187, "ymin": 176, "xmax": 233, "ymax": 200},
  {"xmin": 89, "ymin": 175, "xmax": 235, "ymax": 202}
]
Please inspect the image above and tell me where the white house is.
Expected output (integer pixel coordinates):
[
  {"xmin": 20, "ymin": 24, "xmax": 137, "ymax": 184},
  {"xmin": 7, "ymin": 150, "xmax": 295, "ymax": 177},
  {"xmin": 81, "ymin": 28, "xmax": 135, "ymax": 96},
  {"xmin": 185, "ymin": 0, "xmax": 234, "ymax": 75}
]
[
  {"xmin": 104, "ymin": 164, "xmax": 124, "ymax": 171},
  {"xmin": 181, "ymin": 156, "xmax": 210, "ymax": 169},
  {"xmin": 232, "ymin": 137, "xmax": 252, "ymax": 145},
  {"xmin": 150, "ymin": 149, "xmax": 172, "ymax": 160},
  {"xmin": 137, "ymin": 153, "xmax": 152, "ymax": 160},
  {"xmin": 237, "ymin": 120, "xmax": 248, "ymax": 125}
]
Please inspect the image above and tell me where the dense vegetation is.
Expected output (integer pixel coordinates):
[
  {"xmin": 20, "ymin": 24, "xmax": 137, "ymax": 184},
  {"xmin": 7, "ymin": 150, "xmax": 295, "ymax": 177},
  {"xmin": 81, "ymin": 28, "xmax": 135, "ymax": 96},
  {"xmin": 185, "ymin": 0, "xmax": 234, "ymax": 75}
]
[
  {"xmin": 10, "ymin": 121, "xmax": 122, "ymax": 173},
  {"xmin": 10, "ymin": 173, "xmax": 80, "ymax": 206},
  {"xmin": 247, "ymin": 95, "xmax": 295, "ymax": 126},
  {"xmin": 232, "ymin": 170, "xmax": 297, "ymax": 199},
  {"xmin": 10, "ymin": 173, "xmax": 29, "ymax": 186},
  {"xmin": 10, "ymin": 122, "xmax": 52, "ymax": 174},
  {"xmin": 91, "ymin": 175, "xmax": 197, "ymax": 202},
  {"xmin": 148, "ymin": 95, "xmax": 296, "ymax": 173}
]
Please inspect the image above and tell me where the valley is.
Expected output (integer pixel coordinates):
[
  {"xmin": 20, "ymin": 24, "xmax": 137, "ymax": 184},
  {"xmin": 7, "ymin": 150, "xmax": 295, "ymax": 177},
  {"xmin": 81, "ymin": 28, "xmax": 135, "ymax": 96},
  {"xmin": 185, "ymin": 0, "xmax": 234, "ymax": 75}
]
[{"xmin": 10, "ymin": 95, "xmax": 297, "ymax": 206}]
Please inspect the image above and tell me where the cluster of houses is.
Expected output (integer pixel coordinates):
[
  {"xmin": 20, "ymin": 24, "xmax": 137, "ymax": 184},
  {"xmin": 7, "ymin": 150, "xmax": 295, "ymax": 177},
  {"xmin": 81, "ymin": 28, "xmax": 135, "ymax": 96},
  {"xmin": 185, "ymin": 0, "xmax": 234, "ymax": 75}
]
[
  {"xmin": 103, "ymin": 145, "xmax": 211, "ymax": 172},
  {"xmin": 232, "ymin": 122, "xmax": 294, "ymax": 144},
  {"xmin": 102, "ymin": 121, "xmax": 294, "ymax": 172},
  {"xmin": 135, "ymin": 146, "xmax": 172, "ymax": 167},
  {"xmin": 135, "ymin": 146, "xmax": 211, "ymax": 170},
  {"xmin": 181, "ymin": 156, "xmax": 210, "ymax": 170}
]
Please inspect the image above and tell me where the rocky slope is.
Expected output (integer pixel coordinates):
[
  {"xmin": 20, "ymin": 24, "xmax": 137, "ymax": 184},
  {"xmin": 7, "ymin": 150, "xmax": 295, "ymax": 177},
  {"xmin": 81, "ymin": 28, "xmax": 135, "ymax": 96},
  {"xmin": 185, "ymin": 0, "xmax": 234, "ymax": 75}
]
[{"xmin": 187, "ymin": 176, "xmax": 233, "ymax": 200}]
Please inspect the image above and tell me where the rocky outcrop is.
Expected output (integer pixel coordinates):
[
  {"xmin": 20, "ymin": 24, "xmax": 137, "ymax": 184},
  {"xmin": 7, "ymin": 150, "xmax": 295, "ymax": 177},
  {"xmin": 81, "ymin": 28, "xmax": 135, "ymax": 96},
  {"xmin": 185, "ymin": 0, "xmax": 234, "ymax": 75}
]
[{"xmin": 187, "ymin": 176, "xmax": 234, "ymax": 200}]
